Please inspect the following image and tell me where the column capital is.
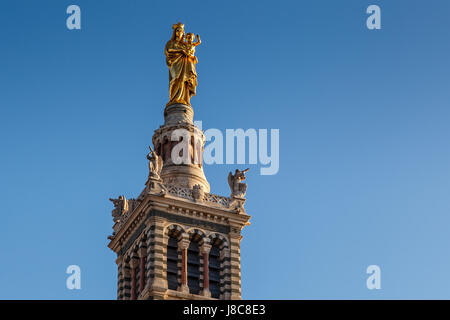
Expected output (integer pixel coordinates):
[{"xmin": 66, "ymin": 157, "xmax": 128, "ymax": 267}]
[
  {"xmin": 200, "ymin": 243, "xmax": 212, "ymax": 254},
  {"xmin": 179, "ymin": 233, "xmax": 190, "ymax": 250},
  {"xmin": 130, "ymin": 257, "xmax": 139, "ymax": 268},
  {"xmin": 179, "ymin": 238, "xmax": 190, "ymax": 250},
  {"xmin": 138, "ymin": 248, "xmax": 146, "ymax": 258}
]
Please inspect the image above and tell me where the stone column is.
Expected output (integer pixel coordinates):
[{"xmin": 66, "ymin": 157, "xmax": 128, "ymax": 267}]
[
  {"xmin": 178, "ymin": 235, "xmax": 190, "ymax": 293},
  {"xmin": 200, "ymin": 242, "xmax": 212, "ymax": 297},
  {"xmin": 130, "ymin": 258, "xmax": 138, "ymax": 300}
]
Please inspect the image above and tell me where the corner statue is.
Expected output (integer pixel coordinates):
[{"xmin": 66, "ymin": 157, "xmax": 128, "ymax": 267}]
[
  {"xmin": 228, "ymin": 168, "xmax": 249, "ymax": 198},
  {"xmin": 109, "ymin": 195, "xmax": 129, "ymax": 223},
  {"xmin": 147, "ymin": 146, "xmax": 162, "ymax": 180},
  {"xmin": 165, "ymin": 22, "xmax": 201, "ymax": 107}
]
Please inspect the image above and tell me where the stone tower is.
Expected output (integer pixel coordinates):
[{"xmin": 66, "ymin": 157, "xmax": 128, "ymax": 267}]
[
  {"xmin": 107, "ymin": 24, "xmax": 251, "ymax": 298},
  {"xmin": 107, "ymin": 102, "xmax": 251, "ymax": 300}
]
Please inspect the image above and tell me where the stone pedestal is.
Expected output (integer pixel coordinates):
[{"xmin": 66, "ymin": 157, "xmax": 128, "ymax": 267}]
[{"xmin": 164, "ymin": 103, "xmax": 194, "ymax": 126}]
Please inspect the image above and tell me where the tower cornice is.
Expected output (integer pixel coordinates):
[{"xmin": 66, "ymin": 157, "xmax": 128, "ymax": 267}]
[{"xmin": 108, "ymin": 191, "xmax": 251, "ymax": 255}]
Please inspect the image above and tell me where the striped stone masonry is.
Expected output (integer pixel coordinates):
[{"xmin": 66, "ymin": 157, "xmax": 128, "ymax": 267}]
[{"xmin": 109, "ymin": 189, "xmax": 250, "ymax": 300}]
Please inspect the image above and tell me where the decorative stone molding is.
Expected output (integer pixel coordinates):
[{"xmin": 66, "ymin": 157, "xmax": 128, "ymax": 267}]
[
  {"xmin": 112, "ymin": 182, "xmax": 244, "ymax": 242},
  {"xmin": 166, "ymin": 184, "xmax": 231, "ymax": 208}
]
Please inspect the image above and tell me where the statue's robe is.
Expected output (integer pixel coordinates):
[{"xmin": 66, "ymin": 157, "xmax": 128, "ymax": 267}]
[{"xmin": 165, "ymin": 40, "xmax": 198, "ymax": 106}]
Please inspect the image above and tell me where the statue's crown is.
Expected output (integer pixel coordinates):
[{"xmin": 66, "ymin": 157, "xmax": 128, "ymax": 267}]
[{"xmin": 172, "ymin": 22, "xmax": 184, "ymax": 30}]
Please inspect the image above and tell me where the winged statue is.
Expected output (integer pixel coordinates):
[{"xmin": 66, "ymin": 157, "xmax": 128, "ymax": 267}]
[{"xmin": 228, "ymin": 168, "xmax": 249, "ymax": 198}]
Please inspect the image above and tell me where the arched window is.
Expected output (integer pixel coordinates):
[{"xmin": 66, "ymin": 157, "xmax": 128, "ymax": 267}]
[
  {"xmin": 166, "ymin": 236, "xmax": 179, "ymax": 290},
  {"xmin": 209, "ymin": 244, "xmax": 221, "ymax": 298},
  {"xmin": 187, "ymin": 241, "xmax": 201, "ymax": 294}
]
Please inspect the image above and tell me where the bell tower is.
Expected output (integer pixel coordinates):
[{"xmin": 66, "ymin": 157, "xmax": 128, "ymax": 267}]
[{"xmin": 107, "ymin": 23, "xmax": 251, "ymax": 300}]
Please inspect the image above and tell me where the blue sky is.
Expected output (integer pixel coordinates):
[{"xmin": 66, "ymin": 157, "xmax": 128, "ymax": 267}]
[{"xmin": 1, "ymin": 0, "xmax": 450, "ymax": 299}]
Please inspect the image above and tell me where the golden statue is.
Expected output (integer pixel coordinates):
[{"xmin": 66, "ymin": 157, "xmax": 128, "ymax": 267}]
[{"xmin": 165, "ymin": 22, "xmax": 201, "ymax": 107}]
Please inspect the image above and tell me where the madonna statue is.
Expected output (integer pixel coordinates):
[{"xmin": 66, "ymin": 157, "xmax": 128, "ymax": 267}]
[{"xmin": 164, "ymin": 22, "xmax": 201, "ymax": 107}]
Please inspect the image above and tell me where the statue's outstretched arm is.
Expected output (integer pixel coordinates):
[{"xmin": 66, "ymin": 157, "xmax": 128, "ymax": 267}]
[{"xmin": 194, "ymin": 35, "xmax": 201, "ymax": 46}]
